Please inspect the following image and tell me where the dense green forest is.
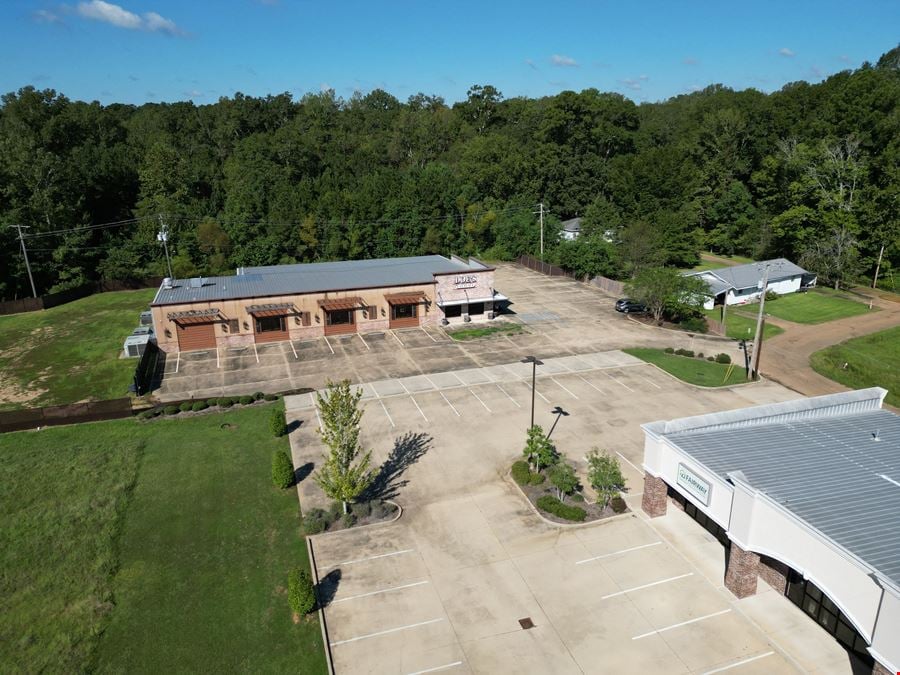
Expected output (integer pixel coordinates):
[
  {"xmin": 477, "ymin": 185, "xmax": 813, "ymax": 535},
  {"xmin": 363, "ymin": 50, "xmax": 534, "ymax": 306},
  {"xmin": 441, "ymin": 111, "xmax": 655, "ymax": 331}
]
[{"xmin": 1, "ymin": 46, "xmax": 898, "ymax": 300}]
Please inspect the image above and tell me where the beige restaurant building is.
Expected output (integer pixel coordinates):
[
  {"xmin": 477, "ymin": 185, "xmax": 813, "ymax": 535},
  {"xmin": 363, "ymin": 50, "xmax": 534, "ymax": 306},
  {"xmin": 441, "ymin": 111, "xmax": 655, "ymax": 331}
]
[{"xmin": 150, "ymin": 255, "xmax": 507, "ymax": 353}]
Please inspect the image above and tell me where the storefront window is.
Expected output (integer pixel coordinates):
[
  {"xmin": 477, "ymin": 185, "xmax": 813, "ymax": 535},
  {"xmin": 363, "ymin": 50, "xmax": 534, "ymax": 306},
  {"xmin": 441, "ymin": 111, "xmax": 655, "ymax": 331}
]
[
  {"xmin": 468, "ymin": 302, "xmax": 485, "ymax": 316},
  {"xmin": 326, "ymin": 309, "xmax": 354, "ymax": 326},
  {"xmin": 443, "ymin": 304, "xmax": 462, "ymax": 318},
  {"xmin": 391, "ymin": 303, "xmax": 417, "ymax": 320},
  {"xmin": 255, "ymin": 315, "xmax": 285, "ymax": 332}
]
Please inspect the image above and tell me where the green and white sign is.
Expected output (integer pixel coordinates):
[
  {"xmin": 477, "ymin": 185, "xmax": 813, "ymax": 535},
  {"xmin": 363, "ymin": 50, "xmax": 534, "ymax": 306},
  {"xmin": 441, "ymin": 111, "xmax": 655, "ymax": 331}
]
[{"xmin": 677, "ymin": 463, "xmax": 711, "ymax": 506}]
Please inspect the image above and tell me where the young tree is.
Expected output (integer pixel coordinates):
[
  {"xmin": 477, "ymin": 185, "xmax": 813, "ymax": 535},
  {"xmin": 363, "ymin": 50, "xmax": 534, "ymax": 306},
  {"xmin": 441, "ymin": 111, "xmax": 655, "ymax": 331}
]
[
  {"xmin": 549, "ymin": 462, "xmax": 578, "ymax": 502},
  {"xmin": 625, "ymin": 267, "xmax": 711, "ymax": 325},
  {"xmin": 271, "ymin": 451, "xmax": 294, "ymax": 489},
  {"xmin": 586, "ymin": 449, "xmax": 625, "ymax": 509},
  {"xmin": 287, "ymin": 567, "xmax": 315, "ymax": 619},
  {"xmin": 522, "ymin": 425, "xmax": 558, "ymax": 473},
  {"xmin": 313, "ymin": 380, "xmax": 373, "ymax": 514}
]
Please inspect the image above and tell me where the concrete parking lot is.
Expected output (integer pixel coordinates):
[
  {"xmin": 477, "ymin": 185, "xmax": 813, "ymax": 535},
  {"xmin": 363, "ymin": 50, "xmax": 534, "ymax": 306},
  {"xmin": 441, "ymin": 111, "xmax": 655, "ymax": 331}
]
[
  {"xmin": 286, "ymin": 351, "xmax": 854, "ymax": 675},
  {"xmin": 154, "ymin": 263, "xmax": 742, "ymax": 402}
]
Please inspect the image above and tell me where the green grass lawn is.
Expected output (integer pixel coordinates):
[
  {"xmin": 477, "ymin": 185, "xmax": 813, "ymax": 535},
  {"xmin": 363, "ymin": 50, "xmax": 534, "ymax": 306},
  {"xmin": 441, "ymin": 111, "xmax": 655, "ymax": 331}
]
[
  {"xmin": 762, "ymin": 289, "xmax": 874, "ymax": 324},
  {"xmin": 0, "ymin": 289, "xmax": 156, "ymax": 410},
  {"xmin": 448, "ymin": 321, "xmax": 524, "ymax": 341},
  {"xmin": 0, "ymin": 405, "xmax": 326, "ymax": 674},
  {"xmin": 810, "ymin": 326, "xmax": 900, "ymax": 408},
  {"xmin": 703, "ymin": 308, "xmax": 784, "ymax": 341},
  {"xmin": 624, "ymin": 348, "xmax": 750, "ymax": 387}
]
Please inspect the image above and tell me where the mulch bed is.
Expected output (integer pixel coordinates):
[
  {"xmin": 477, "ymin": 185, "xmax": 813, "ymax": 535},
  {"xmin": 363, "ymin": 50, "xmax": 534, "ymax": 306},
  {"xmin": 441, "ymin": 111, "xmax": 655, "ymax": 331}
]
[
  {"xmin": 515, "ymin": 476, "xmax": 628, "ymax": 524},
  {"xmin": 303, "ymin": 500, "xmax": 399, "ymax": 534}
]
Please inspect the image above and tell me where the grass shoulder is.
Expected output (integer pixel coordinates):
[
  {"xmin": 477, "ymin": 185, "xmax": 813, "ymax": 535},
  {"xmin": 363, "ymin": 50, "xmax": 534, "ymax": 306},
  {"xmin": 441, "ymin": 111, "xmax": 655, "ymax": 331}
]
[
  {"xmin": 624, "ymin": 347, "xmax": 750, "ymax": 387},
  {"xmin": 703, "ymin": 308, "xmax": 784, "ymax": 341},
  {"xmin": 447, "ymin": 321, "xmax": 524, "ymax": 341},
  {"xmin": 810, "ymin": 325, "xmax": 900, "ymax": 408},
  {"xmin": 761, "ymin": 289, "xmax": 874, "ymax": 324}
]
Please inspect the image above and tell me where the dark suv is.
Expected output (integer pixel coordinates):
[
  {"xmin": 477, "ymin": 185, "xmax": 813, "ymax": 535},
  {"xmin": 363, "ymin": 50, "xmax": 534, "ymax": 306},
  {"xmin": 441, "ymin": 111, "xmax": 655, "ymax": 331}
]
[{"xmin": 615, "ymin": 298, "xmax": 647, "ymax": 314}]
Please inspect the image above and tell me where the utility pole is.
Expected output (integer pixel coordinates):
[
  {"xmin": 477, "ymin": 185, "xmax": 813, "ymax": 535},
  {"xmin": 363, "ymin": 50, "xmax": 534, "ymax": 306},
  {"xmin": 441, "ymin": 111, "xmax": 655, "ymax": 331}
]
[
  {"xmin": 750, "ymin": 263, "xmax": 771, "ymax": 379},
  {"xmin": 157, "ymin": 214, "xmax": 174, "ymax": 280},
  {"xmin": 537, "ymin": 202, "xmax": 544, "ymax": 260},
  {"xmin": 872, "ymin": 243, "xmax": 885, "ymax": 289},
  {"xmin": 9, "ymin": 225, "xmax": 37, "ymax": 298}
]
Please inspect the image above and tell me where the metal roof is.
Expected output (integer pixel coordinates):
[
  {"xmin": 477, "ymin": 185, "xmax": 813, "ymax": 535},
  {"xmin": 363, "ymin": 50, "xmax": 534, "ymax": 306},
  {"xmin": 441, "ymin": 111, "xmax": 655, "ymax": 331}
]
[
  {"xmin": 689, "ymin": 258, "xmax": 812, "ymax": 293},
  {"xmin": 560, "ymin": 217, "xmax": 582, "ymax": 233},
  {"xmin": 660, "ymin": 399, "xmax": 900, "ymax": 589},
  {"xmin": 151, "ymin": 255, "xmax": 489, "ymax": 307}
]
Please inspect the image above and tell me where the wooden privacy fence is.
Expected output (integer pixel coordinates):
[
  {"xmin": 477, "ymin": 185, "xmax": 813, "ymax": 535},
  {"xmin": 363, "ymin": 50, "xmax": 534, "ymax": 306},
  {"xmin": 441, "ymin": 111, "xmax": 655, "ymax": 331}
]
[
  {"xmin": 589, "ymin": 275, "xmax": 625, "ymax": 296},
  {"xmin": 0, "ymin": 398, "xmax": 134, "ymax": 433},
  {"xmin": 516, "ymin": 255, "xmax": 576, "ymax": 278},
  {"xmin": 0, "ymin": 277, "xmax": 163, "ymax": 316}
]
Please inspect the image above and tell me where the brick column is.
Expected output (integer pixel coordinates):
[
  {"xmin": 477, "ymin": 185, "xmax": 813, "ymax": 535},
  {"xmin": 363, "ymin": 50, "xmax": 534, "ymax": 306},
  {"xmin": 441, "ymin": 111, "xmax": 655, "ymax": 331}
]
[
  {"xmin": 641, "ymin": 473, "xmax": 668, "ymax": 518},
  {"xmin": 724, "ymin": 542, "xmax": 760, "ymax": 599}
]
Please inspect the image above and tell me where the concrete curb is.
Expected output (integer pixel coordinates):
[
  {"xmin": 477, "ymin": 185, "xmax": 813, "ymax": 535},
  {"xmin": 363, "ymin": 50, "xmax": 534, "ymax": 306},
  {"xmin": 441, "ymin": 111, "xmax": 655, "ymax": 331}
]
[
  {"xmin": 506, "ymin": 470, "xmax": 635, "ymax": 529},
  {"xmin": 624, "ymin": 313, "xmax": 735, "ymax": 342},
  {"xmin": 635, "ymin": 359, "xmax": 764, "ymax": 391},
  {"xmin": 308, "ymin": 499, "xmax": 403, "ymax": 540},
  {"xmin": 305, "ymin": 536, "xmax": 335, "ymax": 675}
]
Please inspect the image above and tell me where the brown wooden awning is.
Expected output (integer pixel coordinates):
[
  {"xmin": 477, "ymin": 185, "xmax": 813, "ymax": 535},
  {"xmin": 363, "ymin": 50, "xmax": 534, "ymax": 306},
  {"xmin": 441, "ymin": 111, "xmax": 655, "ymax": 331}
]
[
  {"xmin": 318, "ymin": 296, "xmax": 364, "ymax": 311},
  {"xmin": 167, "ymin": 308, "xmax": 222, "ymax": 324},
  {"xmin": 247, "ymin": 303, "xmax": 294, "ymax": 317},
  {"xmin": 384, "ymin": 291, "xmax": 427, "ymax": 306}
]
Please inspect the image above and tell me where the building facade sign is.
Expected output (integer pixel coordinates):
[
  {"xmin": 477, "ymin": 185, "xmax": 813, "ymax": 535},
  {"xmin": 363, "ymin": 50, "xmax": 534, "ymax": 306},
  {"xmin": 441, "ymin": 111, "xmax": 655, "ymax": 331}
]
[
  {"xmin": 677, "ymin": 463, "xmax": 711, "ymax": 506},
  {"xmin": 453, "ymin": 274, "xmax": 478, "ymax": 289}
]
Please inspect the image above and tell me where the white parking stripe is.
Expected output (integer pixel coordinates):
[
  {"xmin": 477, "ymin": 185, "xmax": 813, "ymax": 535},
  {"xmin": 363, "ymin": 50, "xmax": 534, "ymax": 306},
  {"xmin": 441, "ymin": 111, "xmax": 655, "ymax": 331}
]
[
  {"xmin": 332, "ymin": 580, "xmax": 429, "ymax": 604},
  {"xmin": 602, "ymin": 573, "xmax": 693, "ymax": 599},
  {"xmin": 575, "ymin": 541, "xmax": 662, "ymax": 565},
  {"xmin": 323, "ymin": 336, "xmax": 335, "ymax": 354},
  {"xmin": 605, "ymin": 371, "xmax": 633, "ymax": 391},
  {"xmin": 440, "ymin": 392, "xmax": 461, "ymax": 417},
  {"xmin": 636, "ymin": 372, "xmax": 661, "ymax": 389},
  {"xmin": 330, "ymin": 618, "xmax": 444, "ymax": 647},
  {"xmin": 496, "ymin": 384, "xmax": 521, "ymax": 408},
  {"xmin": 701, "ymin": 651, "xmax": 775, "ymax": 674},
  {"xmin": 469, "ymin": 388, "xmax": 491, "ymax": 412},
  {"xmin": 632, "ymin": 609, "xmax": 731, "ymax": 640},
  {"xmin": 358, "ymin": 333, "xmax": 371, "ymax": 351},
  {"xmin": 421, "ymin": 326, "xmax": 437, "ymax": 342},
  {"xmin": 175, "ymin": 351, "xmax": 181, "ymax": 373},
  {"xmin": 390, "ymin": 330, "xmax": 404, "ymax": 346},
  {"xmin": 398, "ymin": 379, "xmax": 411, "ymax": 394},
  {"xmin": 380, "ymin": 400, "xmax": 396, "ymax": 428},
  {"xmin": 336, "ymin": 548, "xmax": 415, "ymax": 566},
  {"xmin": 550, "ymin": 376, "xmax": 579, "ymax": 399},
  {"xmin": 522, "ymin": 380, "xmax": 550, "ymax": 403},
  {"xmin": 577, "ymin": 374, "xmax": 604, "ymax": 393},
  {"xmin": 289, "ymin": 340, "xmax": 298, "ymax": 359},
  {"xmin": 309, "ymin": 392, "xmax": 315, "ymax": 408},
  {"xmin": 410, "ymin": 396, "xmax": 429, "ymax": 422},
  {"xmin": 253, "ymin": 342, "xmax": 260, "ymax": 363},
  {"xmin": 315, "ymin": 406, "xmax": 323, "ymax": 430},
  {"xmin": 407, "ymin": 661, "xmax": 463, "ymax": 675},
  {"xmin": 616, "ymin": 451, "xmax": 642, "ymax": 474}
]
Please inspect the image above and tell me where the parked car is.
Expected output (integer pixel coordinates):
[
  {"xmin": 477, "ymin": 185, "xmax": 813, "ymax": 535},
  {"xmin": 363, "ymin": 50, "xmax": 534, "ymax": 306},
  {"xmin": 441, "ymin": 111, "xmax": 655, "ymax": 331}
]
[{"xmin": 615, "ymin": 298, "xmax": 647, "ymax": 314}]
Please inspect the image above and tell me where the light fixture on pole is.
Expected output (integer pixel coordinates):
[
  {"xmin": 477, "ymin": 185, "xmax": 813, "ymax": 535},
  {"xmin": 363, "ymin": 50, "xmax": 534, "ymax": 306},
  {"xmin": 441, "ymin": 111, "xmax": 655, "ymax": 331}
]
[
  {"xmin": 547, "ymin": 405, "xmax": 569, "ymax": 439},
  {"xmin": 521, "ymin": 355, "xmax": 543, "ymax": 428}
]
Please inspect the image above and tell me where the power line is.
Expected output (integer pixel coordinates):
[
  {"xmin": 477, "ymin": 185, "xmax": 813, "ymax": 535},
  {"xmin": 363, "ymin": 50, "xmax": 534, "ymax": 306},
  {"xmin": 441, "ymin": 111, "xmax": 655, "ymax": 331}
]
[
  {"xmin": 7, "ymin": 225, "xmax": 38, "ymax": 298},
  {"xmin": 22, "ymin": 216, "xmax": 153, "ymax": 239}
]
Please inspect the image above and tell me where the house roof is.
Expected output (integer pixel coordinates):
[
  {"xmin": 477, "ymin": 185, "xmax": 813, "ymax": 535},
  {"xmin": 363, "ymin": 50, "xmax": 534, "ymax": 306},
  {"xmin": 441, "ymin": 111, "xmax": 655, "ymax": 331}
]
[
  {"xmin": 690, "ymin": 258, "xmax": 811, "ymax": 294},
  {"xmin": 560, "ymin": 217, "xmax": 582, "ymax": 233},
  {"xmin": 151, "ymin": 255, "xmax": 490, "ymax": 306},
  {"xmin": 646, "ymin": 388, "xmax": 900, "ymax": 591}
]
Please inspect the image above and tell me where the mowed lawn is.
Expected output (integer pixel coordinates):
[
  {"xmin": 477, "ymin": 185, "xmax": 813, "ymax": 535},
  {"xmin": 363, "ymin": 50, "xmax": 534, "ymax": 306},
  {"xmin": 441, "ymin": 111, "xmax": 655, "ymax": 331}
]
[
  {"xmin": 0, "ymin": 405, "xmax": 326, "ymax": 674},
  {"xmin": 762, "ymin": 289, "xmax": 874, "ymax": 324},
  {"xmin": 624, "ymin": 348, "xmax": 750, "ymax": 387},
  {"xmin": 703, "ymin": 308, "xmax": 784, "ymax": 341},
  {"xmin": 811, "ymin": 326, "xmax": 900, "ymax": 408},
  {"xmin": 0, "ymin": 289, "xmax": 156, "ymax": 410}
]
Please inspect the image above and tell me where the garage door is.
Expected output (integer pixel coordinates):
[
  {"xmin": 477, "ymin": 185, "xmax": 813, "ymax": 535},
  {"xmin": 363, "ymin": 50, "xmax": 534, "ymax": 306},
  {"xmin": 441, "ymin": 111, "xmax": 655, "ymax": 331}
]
[{"xmin": 176, "ymin": 321, "xmax": 216, "ymax": 351}]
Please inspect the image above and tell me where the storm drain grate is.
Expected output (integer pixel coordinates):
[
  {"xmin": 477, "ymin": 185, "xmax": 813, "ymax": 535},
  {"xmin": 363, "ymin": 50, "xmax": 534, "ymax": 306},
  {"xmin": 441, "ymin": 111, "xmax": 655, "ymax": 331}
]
[{"xmin": 518, "ymin": 617, "xmax": 534, "ymax": 630}]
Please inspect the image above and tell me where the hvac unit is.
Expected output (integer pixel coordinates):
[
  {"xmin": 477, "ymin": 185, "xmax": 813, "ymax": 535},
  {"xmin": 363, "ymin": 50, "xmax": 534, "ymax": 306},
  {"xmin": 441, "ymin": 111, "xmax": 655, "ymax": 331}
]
[
  {"xmin": 131, "ymin": 325, "xmax": 154, "ymax": 337},
  {"xmin": 139, "ymin": 310, "xmax": 153, "ymax": 326},
  {"xmin": 123, "ymin": 333, "xmax": 151, "ymax": 358}
]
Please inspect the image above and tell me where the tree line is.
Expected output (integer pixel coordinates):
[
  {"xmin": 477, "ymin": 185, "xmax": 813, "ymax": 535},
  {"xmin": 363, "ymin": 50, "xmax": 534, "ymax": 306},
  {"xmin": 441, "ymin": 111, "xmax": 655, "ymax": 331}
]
[{"xmin": 1, "ymin": 46, "xmax": 897, "ymax": 300}]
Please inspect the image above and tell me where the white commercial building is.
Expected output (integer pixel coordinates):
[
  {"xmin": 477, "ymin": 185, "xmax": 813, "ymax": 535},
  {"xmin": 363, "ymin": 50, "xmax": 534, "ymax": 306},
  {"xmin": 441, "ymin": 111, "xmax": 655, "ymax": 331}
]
[
  {"xmin": 640, "ymin": 388, "xmax": 900, "ymax": 675},
  {"xmin": 687, "ymin": 258, "xmax": 817, "ymax": 310}
]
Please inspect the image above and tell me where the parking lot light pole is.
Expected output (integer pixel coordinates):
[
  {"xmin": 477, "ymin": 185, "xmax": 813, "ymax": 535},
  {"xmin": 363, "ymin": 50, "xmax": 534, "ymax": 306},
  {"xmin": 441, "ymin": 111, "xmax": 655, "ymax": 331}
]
[
  {"xmin": 547, "ymin": 405, "xmax": 569, "ymax": 439},
  {"xmin": 521, "ymin": 356, "xmax": 543, "ymax": 428}
]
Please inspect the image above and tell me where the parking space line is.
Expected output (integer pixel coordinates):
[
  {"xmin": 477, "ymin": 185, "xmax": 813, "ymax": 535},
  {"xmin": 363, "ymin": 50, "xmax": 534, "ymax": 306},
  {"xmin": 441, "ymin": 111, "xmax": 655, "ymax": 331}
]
[
  {"xmin": 602, "ymin": 573, "xmax": 693, "ymax": 599},
  {"xmin": 577, "ymin": 374, "xmax": 605, "ymax": 393},
  {"xmin": 398, "ymin": 379, "xmax": 411, "ymax": 394},
  {"xmin": 369, "ymin": 383, "xmax": 380, "ymax": 398},
  {"xmin": 309, "ymin": 392, "xmax": 316, "ymax": 408},
  {"xmin": 632, "ymin": 609, "xmax": 731, "ymax": 640},
  {"xmin": 407, "ymin": 661, "xmax": 464, "ymax": 675},
  {"xmin": 358, "ymin": 333, "xmax": 371, "ymax": 351},
  {"xmin": 410, "ymin": 396, "xmax": 429, "ymax": 421},
  {"xmin": 337, "ymin": 548, "xmax": 415, "ymax": 566},
  {"xmin": 175, "ymin": 351, "xmax": 181, "ymax": 374},
  {"xmin": 332, "ymin": 580, "xmax": 429, "ymax": 604},
  {"xmin": 550, "ymin": 376, "xmax": 579, "ymax": 399},
  {"xmin": 330, "ymin": 617, "xmax": 444, "ymax": 647},
  {"xmin": 253, "ymin": 342, "xmax": 260, "ymax": 363},
  {"xmin": 390, "ymin": 330, "xmax": 404, "ymax": 347},
  {"xmin": 616, "ymin": 451, "xmax": 642, "ymax": 474},
  {"xmin": 449, "ymin": 372, "xmax": 466, "ymax": 386},
  {"xmin": 701, "ymin": 651, "xmax": 775, "ymax": 674},
  {"xmin": 635, "ymin": 372, "xmax": 662, "ymax": 389},
  {"xmin": 575, "ymin": 541, "xmax": 662, "ymax": 565},
  {"xmin": 605, "ymin": 371, "xmax": 633, "ymax": 392},
  {"xmin": 522, "ymin": 380, "xmax": 550, "ymax": 403},
  {"xmin": 216, "ymin": 347, "xmax": 221, "ymax": 369},
  {"xmin": 323, "ymin": 336, "xmax": 335, "ymax": 354},
  {"xmin": 420, "ymin": 326, "xmax": 437, "ymax": 342},
  {"xmin": 469, "ymin": 388, "xmax": 492, "ymax": 412},
  {"xmin": 440, "ymin": 392, "xmax": 461, "ymax": 417},
  {"xmin": 496, "ymin": 384, "xmax": 521, "ymax": 408},
  {"xmin": 315, "ymin": 406, "xmax": 323, "ymax": 430},
  {"xmin": 289, "ymin": 340, "xmax": 298, "ymax": 359},
  {"xmin": 380, "ymin": 400, "xmax": 396, "ymax": 428}
]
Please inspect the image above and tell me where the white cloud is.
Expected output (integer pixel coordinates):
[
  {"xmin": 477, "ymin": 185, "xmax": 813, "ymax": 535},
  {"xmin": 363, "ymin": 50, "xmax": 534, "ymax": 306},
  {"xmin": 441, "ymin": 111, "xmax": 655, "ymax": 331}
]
[
  {"xmin": 320, "ymin": 82, "xmax": 332, "ymax": 93},
  {"xmin": 76, "ymin": 1, "xmax": 184, "ymax": 35},
  {"xmin": 550, "ymin": 54, "xmax": 578, "ymax": 67},
  {"xmin": 525, "ymin": 58, "xmax": 538, "ymax": 70},
  {"xmin": 639, "ymin": 74, "xmax": 649, "ymax": 81},
  {"xmin": 778, "ymin": 47, "xmax": 796, "ymax": 58},
  {"xmin": 620, "ymin": 78, "xmax": 642, "ymax": 91},
  {"xmin": 33, "ymin": 9, "xmax": 62, "ymax": 23},
  {"xmin": 683, "ymin": 56, "xmax": 699, "ymax": 65},
  {"xmin": 839, "ymin": 54, "xmax": 850, "ymax": 62}
]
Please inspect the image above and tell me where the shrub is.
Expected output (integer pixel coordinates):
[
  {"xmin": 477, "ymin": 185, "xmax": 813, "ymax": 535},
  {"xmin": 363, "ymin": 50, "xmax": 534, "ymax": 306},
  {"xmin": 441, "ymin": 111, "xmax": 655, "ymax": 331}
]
[
  {"xmin": 287, "ymin": 567, "xmax": 315, "ymax": 616},
  {"xmin": 664, "ymin": 347, "xmax": 675, "ymax": 354},
  {"xmin": 529, "ymin": 472, "xmax": 546, "ymax": 485},
  {"xmin": 239, "ymin": 395, "xmax": 254, "ymax": 406},
  {"xmin": 611, "ymin": 496, "xmax": 627, "ymax": 513},
  {"xmin": 697, "ymin": 352, "xmax": 704, "ymax": 359},
  {"xmin": 269, "ymin": 406, "xmax": 287, "ymax": 437},
  {"xmin": 707, "ymin": 356, "xmax": 715, "ymax": 361},
  {"xmin": 536, "ymin": 495, "xmax": 586, "ymax": 522},
  {"xmin": 163, "ymin": 405, "xmax": 180, "ymax": 416},
  {"xmin": 253, "ymin": 391, "xmax": 265, "ymax": 401},
  {"xmin": 179, "ymin": 401, "xmax": 193, "ymax": 412},
  {"xmin": 206, "ymin": 398, "xmax": 219, "ymax": 407},
  {"xmin": 217, "ymin": 397, "xmax": 234, "ymax": 408},
  {"xmin": 511, "ymin": 460, "xmax": 532, "ymax": 486},
  {"xmin": 192, "ymin": 401, "xmax": 208, "ymax": 412},
  {"xmin": 271, "ymin": 451, "xmax": 294, "ymax": 489},
  {"xmin": 328, "ymin": 501, "xmax": 344, "ymax": 521},
  {"xmin": 264, "ymin": 393, "xmax": 278, "ymax": 401},
  {"xmin": 341, "ymin": 512, "xmax": 356, "ymax": 529},
  {"xmin": 302, "ymin": 508, "xmax": 330, "ymax": 535},
  {"xmin": 716, "ymin": 353, "xmax": 731, "ymax": 364},
  {"xmin": 679, "ymin": 316, "xmax": 708, "ymax": 334},
  {"xmin": 138, "ymin": 409, "xmax": 158, "ymax": 420},
  {"xmin": 570, "ymin": 492, "xmax": 585, "ymax": 503},
  {"xmin": 586, "ymin": 448, "xmax": 626, "ymax": 509},
  {"xmin": 681, "ymin": 349, "xmax": 695, "ymax": 358},
  {"xmin": 765, "ymin": 289, "xmax": 779, "ymax": 301},
  {"xmin": 370, "ymin": 501, "xmax": 391, "ymax": 520},
  {"xmin": 352, "ymin": 501, "xmax": 372, "ymax": 518}
]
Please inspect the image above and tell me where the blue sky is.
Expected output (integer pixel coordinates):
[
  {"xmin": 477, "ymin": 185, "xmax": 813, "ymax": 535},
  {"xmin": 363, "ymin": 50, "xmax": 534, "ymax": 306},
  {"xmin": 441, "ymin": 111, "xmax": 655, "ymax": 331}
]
[{"xmin": 2, "ymin": 0, "xmax": 898, "ymax": 105}]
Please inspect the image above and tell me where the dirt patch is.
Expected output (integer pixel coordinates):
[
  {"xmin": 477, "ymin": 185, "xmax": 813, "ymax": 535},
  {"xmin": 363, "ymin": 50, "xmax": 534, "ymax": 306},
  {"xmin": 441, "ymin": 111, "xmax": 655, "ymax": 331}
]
[{"xmin": 0, "ymin": 373, "xmax": 45, "ymax": 406}]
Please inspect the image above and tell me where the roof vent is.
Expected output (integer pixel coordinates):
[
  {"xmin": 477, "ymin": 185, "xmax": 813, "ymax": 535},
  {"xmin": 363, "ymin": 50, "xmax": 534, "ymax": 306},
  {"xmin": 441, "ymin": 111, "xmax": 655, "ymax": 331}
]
[
  {"xmin": 189, "ymin": 277, "xmax": 203, "ymax": 289},
  {"xmin": 872, "ymin": 430, "xmax": 880, "ymax": 441},
  {"xmin": 162, "ymin": 277, "xmax": 173, "ymax": 289}
]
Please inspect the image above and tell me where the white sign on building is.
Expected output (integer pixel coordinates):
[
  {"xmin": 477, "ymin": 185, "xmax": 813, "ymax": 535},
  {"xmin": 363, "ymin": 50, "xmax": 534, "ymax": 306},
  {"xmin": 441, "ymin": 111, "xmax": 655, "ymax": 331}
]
[{"xmin": 677, "ymin": 463, "xmax": 711, "ymax": 506}]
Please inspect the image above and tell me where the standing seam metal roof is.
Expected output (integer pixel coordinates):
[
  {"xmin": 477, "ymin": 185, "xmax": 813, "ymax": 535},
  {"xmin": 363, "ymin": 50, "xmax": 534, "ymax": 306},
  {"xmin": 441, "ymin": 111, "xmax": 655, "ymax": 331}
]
[
  {"xmin": 665, "ymin": 409, "xmax": 900, "ymax": 589},
  {"xmin": 690, "ymin": 258, "xmax": 811, "ymax": 292}
]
